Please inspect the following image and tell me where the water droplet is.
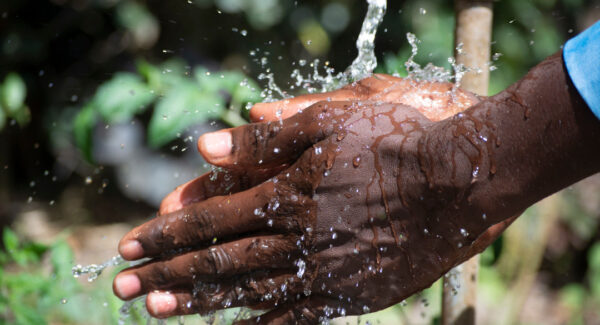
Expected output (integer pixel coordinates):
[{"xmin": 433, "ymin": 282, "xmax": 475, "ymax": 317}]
[
  {"xmin": 296, "ymin": 259, "xmax": 306, "ymax": 278},
  {"xmin": 240, "ymin": 29, "xmax": 247, "ymax": 36},
  {"xmin": 61, "ymin": 298, "xmax": 67, "ymax": 304}
]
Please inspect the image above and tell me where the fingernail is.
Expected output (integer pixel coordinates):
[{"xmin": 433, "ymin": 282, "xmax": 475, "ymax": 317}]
[
  {"xmin": 148, "ymin": 292, "xmax": 177, "ymax": 316},
  {"xmin": 114, "ymin": 274, "xmax": 141, "ymax": 299},
  {"xmin": 119, "ymin": 240, "xmax": 143, "ymax": 260},
  {"xmin": 200, "ymin": 132, "xmax": 232, "ymax": 159}
]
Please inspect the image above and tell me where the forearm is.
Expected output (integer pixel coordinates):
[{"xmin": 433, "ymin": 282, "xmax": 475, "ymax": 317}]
[{"xmin": 421, "ymin": 52, "xmax": 600, "ymax": 236}]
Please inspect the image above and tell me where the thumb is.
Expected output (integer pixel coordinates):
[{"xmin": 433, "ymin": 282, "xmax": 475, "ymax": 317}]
[{"xmin": 198, "ymin": 100, "xmax": 345, "ymax": 169}]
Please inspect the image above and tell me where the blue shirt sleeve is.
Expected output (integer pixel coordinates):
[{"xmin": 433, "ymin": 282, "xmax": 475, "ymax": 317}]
[{"xmin": 563, "ymin": 20, "xmax": 600, "ymax": 120}]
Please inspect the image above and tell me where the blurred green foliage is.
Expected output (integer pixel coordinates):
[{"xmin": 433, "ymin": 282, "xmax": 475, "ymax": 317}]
[
  {"xmin": 73, "ymin": 59, "xmax": 260, "ymax": 161},
  {"xmin": 0, "ymin": 228, "xmax": 154, "ymax": 325},
  {"xmin": 0, "ymin": 228, "xmax": 76, "ymax": 324}
]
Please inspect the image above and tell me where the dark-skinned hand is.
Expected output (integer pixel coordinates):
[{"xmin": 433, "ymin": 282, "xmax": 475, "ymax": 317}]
[{"xmin": 113, "ymin": 74, "xmax": 518, "ymax": 323}]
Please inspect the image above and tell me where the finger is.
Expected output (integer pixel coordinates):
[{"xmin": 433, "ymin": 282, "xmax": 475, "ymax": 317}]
[
  {"xmin": 198, "ymin": 101, "xmax": 346, "ymax": 168},
  {"xmin": 249, "ymin": 88, "xmax": 359, "ymax": 122},
  {"xmin": 466, "ymin": 214, "xmax": 519, "ymax": 257},
  {"xmin": 248, "ymin": 74, "xmax": 405, "ymax": 123},
  {"xmin": 159, "ymin": 166, "xmax": 286, "ymax": 215},
  {"xmin": 113, "ymin": 235, "xmax": 298, "ymax": 300},
  {"xmin": 145, "ymin": 271, "xmax": 302, "ymax": 319},
  {"xmin": 119, "ymin": 180, "xmax": 306, "ymax": 260}
]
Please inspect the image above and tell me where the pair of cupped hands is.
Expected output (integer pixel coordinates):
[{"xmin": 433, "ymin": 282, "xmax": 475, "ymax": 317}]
[{"xmin": 112, "ymin": 74, "xmax": 512, "ymax": 324}]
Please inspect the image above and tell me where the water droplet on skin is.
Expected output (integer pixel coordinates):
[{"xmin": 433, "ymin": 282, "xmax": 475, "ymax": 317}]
[
  {"xmin": 296, "ymin": 259, "xmax": 306, "ymax": 278},
  {"xmin": 353, "ymin": 155, "xmax": 361, "ymax": 167},
  {"xmin": 460, "ymin": 228, "xmax": 469, "ymax": 237}
]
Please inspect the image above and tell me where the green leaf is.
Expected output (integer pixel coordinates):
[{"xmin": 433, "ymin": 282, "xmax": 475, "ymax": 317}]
[
  {"xmin": 194, "ymin": 68, "xmax": 260, "ymax": 114},
  {"xmin": 92, "ymin": 73, "xmax": 155, "ymax": 123},
  {"xmin": 3, "ymin": 228, "xmax": 19, "ymax": 255},
  {"xmin": 21, "ymin": 242, "xmax": 48, "ymax": 263},
  {"xmin": 11, "ymin": 105, "xmax": 30, "ymax": 127},
  {"xmin": 49, "ymin": 240, "xmax": 74, "ymax": 277},
  {"xmin": 137, "ymin": 60, "xmax": 162, "ymax": 91},
  {"xmin": 148, "ymin": 83, "xmax": 224, "ymax": 148},
  {"xmin": 194, "ymin": 67, "xmax": 224, "ymax": 95},
  {"xmin": 137, "ymin": 59, "xmax": 188, "ymax": 93},
  {"xmin": 232, "ymin": 76, "xmax": 261, "ymax": 105},
  {"xmin": 1, "ymin": 73, "xmax": 26, "ymax": 114},
  {"xmin": 73, "ymin": 105, "xmax": 98, "ymax": 162}
]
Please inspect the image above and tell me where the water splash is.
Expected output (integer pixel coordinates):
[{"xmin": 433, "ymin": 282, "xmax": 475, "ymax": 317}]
[
  {"xmin": 72, "ymin": 254, "xmax": 125, "ymax": 282},
  {"xmin": 257, "ymin": 0, "xmax": 388, "ymax": 102},
  {"xmin": 344, "ymin": 0, "xmax": 387, "ymax": 81},
  {"xmin": 404, "ymin": 33, "xmax": 501, "ymax": 89}
]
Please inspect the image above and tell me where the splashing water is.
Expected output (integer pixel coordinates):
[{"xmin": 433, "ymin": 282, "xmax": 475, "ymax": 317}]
[
  {"xmin": 72, "ymin": 254, "xmax": 125, "ymax": 282},
  {"xmin": 258, "ymin": 0, "xmax": 388, "ymax": 102},
  {"xmin": 344, "ymin": 0, "xmax": 387, "ymax": 81}
]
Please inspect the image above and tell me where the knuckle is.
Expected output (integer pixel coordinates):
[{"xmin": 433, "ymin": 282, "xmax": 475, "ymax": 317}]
[
  {"xmin": 206, "ymin": 246, "xmax": 236, "ymax": 275},
  {"xmin": 145, "ymin": 262, "xmax": 175, "ymax": 289}
]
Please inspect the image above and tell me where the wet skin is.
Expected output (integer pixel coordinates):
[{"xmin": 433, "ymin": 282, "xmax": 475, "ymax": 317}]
[{"xmin": 113, "ymin": 53, "xmax": 600, "ymax": 324}]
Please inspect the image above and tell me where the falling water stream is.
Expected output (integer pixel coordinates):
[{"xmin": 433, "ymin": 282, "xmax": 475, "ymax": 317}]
[{"xmin": 71, "ymin": 0, "xmax": 499, "ymax": 323}]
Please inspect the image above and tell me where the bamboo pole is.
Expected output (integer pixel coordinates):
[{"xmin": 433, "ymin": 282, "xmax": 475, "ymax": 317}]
[{"xmin": 441, "ymin": 1, "xmax": 493, "ymax": 325}]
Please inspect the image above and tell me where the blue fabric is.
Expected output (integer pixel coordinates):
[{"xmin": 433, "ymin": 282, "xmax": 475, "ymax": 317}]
[{"xmin": 563, "ymin": 20, "xmax": 600, "ymax": 120}]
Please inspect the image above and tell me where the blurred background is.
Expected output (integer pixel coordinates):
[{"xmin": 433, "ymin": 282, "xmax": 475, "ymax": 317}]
[{"xmin": 1, "ymin": 0, "xmax": 599, "ymax": 324}]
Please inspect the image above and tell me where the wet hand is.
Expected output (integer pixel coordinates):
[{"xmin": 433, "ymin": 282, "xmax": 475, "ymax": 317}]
[
  {"xmin": 112, "ymin": 77, "xmax": 515, "ymax": 323},
  {"xmin": 158, "ymin": 74, "xmax": 479, "ymax": 215}
]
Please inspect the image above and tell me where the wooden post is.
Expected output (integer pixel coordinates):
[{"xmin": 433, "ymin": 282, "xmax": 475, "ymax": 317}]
[{"xmin": 441, "ymin": 1, "xmax": 493, "ymax": 325}]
